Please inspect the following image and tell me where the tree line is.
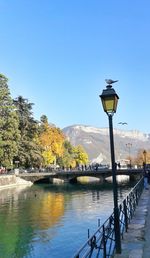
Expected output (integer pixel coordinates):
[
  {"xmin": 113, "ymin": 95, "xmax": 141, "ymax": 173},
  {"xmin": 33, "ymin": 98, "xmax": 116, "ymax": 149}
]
[{"xmin": 0, "ymin": 74, "xmax": 89, "ymax": 170}]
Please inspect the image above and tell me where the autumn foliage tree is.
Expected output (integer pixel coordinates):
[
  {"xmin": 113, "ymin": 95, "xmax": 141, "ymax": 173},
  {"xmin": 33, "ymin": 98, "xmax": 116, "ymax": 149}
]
[
  {"xmin": 57, "ymin": 140, "xmax": 76, "ymax": 168},
  {"xmin": 38, "ymin": 119, "xmax": 65, "ymax": 167},
  {"xmin": 38, "ymin": 120, "xmax": 89, "ymax": 169},
  {"xmin": 133, "ymin": 149, "xmax": 150, "ymax": 167},
  {"xmin": 73, "ymin": 145, "xmax": 89, "ymax": 167}
]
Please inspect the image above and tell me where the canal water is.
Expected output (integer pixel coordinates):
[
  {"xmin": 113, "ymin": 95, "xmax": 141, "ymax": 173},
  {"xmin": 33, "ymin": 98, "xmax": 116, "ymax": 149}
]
[{"xmin": 0, "ymin": 177, "xmax": 136, "ymax": 258}]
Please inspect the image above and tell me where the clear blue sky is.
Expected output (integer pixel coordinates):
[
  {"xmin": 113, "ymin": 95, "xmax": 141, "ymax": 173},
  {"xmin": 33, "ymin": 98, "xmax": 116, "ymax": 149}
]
[{"xmin": 0, "ymin": 0, "xmax": 150, "ymax": 133}]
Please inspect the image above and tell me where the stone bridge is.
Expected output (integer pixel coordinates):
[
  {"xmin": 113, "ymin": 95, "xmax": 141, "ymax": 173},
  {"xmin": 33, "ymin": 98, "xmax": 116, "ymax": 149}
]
[{"xmin": 17, "ymin": 168, "xmax": 143, "ymax": 184}]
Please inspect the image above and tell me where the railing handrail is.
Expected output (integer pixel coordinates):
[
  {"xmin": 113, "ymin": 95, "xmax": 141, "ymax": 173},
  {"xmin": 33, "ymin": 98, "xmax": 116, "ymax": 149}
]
[
  {"xmin": 73, "ymin": 177, "xmax": 144, "ymax": 258},
  {"xmin": 121, "ymin": 177, "xmax": 143, "ymax": 204},
  {"xmin": 73, "ymin": 212, "xmax": 114, "ymax": 257}
]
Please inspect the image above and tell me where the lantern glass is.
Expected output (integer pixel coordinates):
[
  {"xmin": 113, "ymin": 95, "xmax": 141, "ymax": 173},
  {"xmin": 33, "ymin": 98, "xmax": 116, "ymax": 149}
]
[
  {"xmin": 101, "ymin": 94, "xmax": 118, "ymax": 114},
  {"xmin": 100, "ymin": 84, "xmax": 119, "ymax": 114},
  {"xmin": 102, "ymin": 96, "xmax": 118, "ymax": 113}
]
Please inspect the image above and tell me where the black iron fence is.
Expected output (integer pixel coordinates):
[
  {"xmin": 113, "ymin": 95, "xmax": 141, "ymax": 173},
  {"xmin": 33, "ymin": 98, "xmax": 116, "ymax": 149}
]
[{"xmin": 73, "ymin": 177, "xmax": 144, "ymax": 258}]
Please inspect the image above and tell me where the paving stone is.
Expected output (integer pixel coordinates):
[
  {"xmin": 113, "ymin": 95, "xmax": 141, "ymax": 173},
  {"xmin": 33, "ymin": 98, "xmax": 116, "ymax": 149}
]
[{"xmin": 129, "ymin": 249, "xmax": 143, "ymax": 258}]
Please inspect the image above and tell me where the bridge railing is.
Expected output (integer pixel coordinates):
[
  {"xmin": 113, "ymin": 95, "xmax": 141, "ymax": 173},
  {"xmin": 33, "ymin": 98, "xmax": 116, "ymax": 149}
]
[{"xmin": 73, "ymin": 177, "xmax": 144, "ymax": 258}]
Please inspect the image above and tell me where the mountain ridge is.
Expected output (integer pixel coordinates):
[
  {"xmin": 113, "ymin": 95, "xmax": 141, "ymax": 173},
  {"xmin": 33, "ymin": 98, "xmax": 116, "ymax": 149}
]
[{"xmin": 62, "ymin": 124, "xmax": 150, "ymax": 163}]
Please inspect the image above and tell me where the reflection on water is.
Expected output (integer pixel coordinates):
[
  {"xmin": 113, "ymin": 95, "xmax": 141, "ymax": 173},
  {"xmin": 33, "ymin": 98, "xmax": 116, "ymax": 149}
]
[{"xmin": 0, "ymin": 179, "xmax": 135, "ymax": 258}]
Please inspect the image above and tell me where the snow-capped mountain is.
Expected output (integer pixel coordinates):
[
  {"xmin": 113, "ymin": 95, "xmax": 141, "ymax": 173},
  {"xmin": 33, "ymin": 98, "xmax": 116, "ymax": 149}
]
[{"xmin": 62, "ymin": 125, "xmax": 150, "ymax": 163}]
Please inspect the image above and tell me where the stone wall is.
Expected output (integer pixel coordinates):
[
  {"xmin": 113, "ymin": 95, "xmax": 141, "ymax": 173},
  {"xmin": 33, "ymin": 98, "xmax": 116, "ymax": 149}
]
[{"xmin": 0, "ymin": 175, "xmax": 32, "ymax": 189}]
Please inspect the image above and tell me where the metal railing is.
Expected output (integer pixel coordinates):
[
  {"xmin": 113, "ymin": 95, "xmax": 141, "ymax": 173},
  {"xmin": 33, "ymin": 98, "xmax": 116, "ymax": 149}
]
[{"xmin": 73, "ymin": 177, "xmax": 144, "ymax": 258}]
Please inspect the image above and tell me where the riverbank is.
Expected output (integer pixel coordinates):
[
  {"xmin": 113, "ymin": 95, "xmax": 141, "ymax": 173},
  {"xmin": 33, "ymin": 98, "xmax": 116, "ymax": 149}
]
[{"xmin": 0, "ymin": 175, "xmax": 33, "ymax": 189}]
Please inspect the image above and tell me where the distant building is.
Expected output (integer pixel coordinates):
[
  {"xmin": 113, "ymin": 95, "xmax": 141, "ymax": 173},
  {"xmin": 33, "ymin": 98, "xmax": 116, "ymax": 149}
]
[{"xmin": 116, "ymin": 159, "xmax": 129, "ymax": 169}]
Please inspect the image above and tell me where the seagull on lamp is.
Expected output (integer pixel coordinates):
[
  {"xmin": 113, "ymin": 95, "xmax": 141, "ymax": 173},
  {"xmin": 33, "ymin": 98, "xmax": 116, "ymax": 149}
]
[
  {"xmin": 118, "ymin": 122, "xmax": 128, "ymax": 125},
  {"xmin": 105, "ymin": 79, "xmax": 118, "ymax": 85}
]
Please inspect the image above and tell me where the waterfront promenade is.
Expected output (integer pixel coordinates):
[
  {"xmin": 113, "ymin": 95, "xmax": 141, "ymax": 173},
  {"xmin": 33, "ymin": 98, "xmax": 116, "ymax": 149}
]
[{"xmin": 115, "ymin": 187, "xmax": 150, "ymax": 258}]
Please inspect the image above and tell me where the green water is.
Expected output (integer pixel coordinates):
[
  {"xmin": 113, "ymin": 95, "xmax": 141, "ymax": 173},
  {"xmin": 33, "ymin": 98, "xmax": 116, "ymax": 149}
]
[{"xmin": 0, "ymin": 179, "xmax": 135, "ymax": 258}]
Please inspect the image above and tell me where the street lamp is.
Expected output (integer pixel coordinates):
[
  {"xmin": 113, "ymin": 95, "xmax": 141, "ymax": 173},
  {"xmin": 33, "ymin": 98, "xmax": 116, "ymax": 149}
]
[
  {"xmin": 99, "ymin": 80, "xmax": 121, "ymax": 254},
  {"xmin": 143, "ymin": 150, "xmax": 147, "ymax": 172},
  {"xmin": 126, "ymin": 143, "xmax": 132, "ymax": 168}
]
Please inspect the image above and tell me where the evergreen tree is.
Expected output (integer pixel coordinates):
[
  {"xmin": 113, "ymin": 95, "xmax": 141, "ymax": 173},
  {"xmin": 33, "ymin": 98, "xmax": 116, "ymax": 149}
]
[
  {"xmin": 0, "ymin": 74, "xmax": 20, "ymax": 168},
  {"xmin": 40, "ymin": 115, "xmax": 48, "ymax": 124},
  {"xmin": 13, "ymin": 96, "xmax": 42, "ymax": 168}
]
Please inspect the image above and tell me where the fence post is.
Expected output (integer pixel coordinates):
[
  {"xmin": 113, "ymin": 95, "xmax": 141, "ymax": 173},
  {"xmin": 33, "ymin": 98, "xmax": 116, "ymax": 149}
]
[
  {"xmin": 135, "ymin": 189, "xmax": 138, "ymax": 205},
  {"xmin": 129, "ymin": 194, "xmax": 133, "ymax": 220},
  {"xmin": 102, "ymin": 225, "xmax": 106, "ymax": 258},
  {"xmin": 123, "ymin": 199, "xmax": 128, "ymax": 232},
  {"xmin": 88, "ymin": 229, "xmax": 90, "ymax": 238}
]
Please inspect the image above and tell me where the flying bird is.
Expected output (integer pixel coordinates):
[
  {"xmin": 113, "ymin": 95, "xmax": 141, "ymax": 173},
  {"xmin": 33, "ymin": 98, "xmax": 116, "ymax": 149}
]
[
  {"xmin": 118, "ymin": 122, "xmax": 128, "ymax": 125},
  {"xmin": 105, "ymin": 79, "xmax": 118, "ymax": 85}
]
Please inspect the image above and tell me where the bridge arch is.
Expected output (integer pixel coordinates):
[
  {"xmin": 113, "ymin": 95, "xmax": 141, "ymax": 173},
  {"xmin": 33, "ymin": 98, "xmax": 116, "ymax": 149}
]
[{"xmin": 17, "ymin": 169, "xmax": 143, "ymax": 185}]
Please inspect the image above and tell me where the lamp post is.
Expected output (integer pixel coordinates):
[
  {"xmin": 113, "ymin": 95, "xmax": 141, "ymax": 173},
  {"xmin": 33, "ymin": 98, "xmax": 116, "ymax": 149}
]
[
  {"xmin": 100, "ymin": 80, "xmax": 121, "ymax": 254},
  {"xmin": 143, "ymin": 150, "xmax": 147, "ymax": 172},
  {"xmin": 126, "ymin": 143, "xmax": 132, "ymax": 168}
]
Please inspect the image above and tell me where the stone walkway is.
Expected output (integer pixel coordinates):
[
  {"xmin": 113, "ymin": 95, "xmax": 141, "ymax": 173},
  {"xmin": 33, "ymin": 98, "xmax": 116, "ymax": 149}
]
[
  {"xmin": 143, "ymin": 187, "xmax": 150, "ymax": 258},
  {"xmin": 115, "ymin": 187, "xmax": 150, "ymax": 258}
]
